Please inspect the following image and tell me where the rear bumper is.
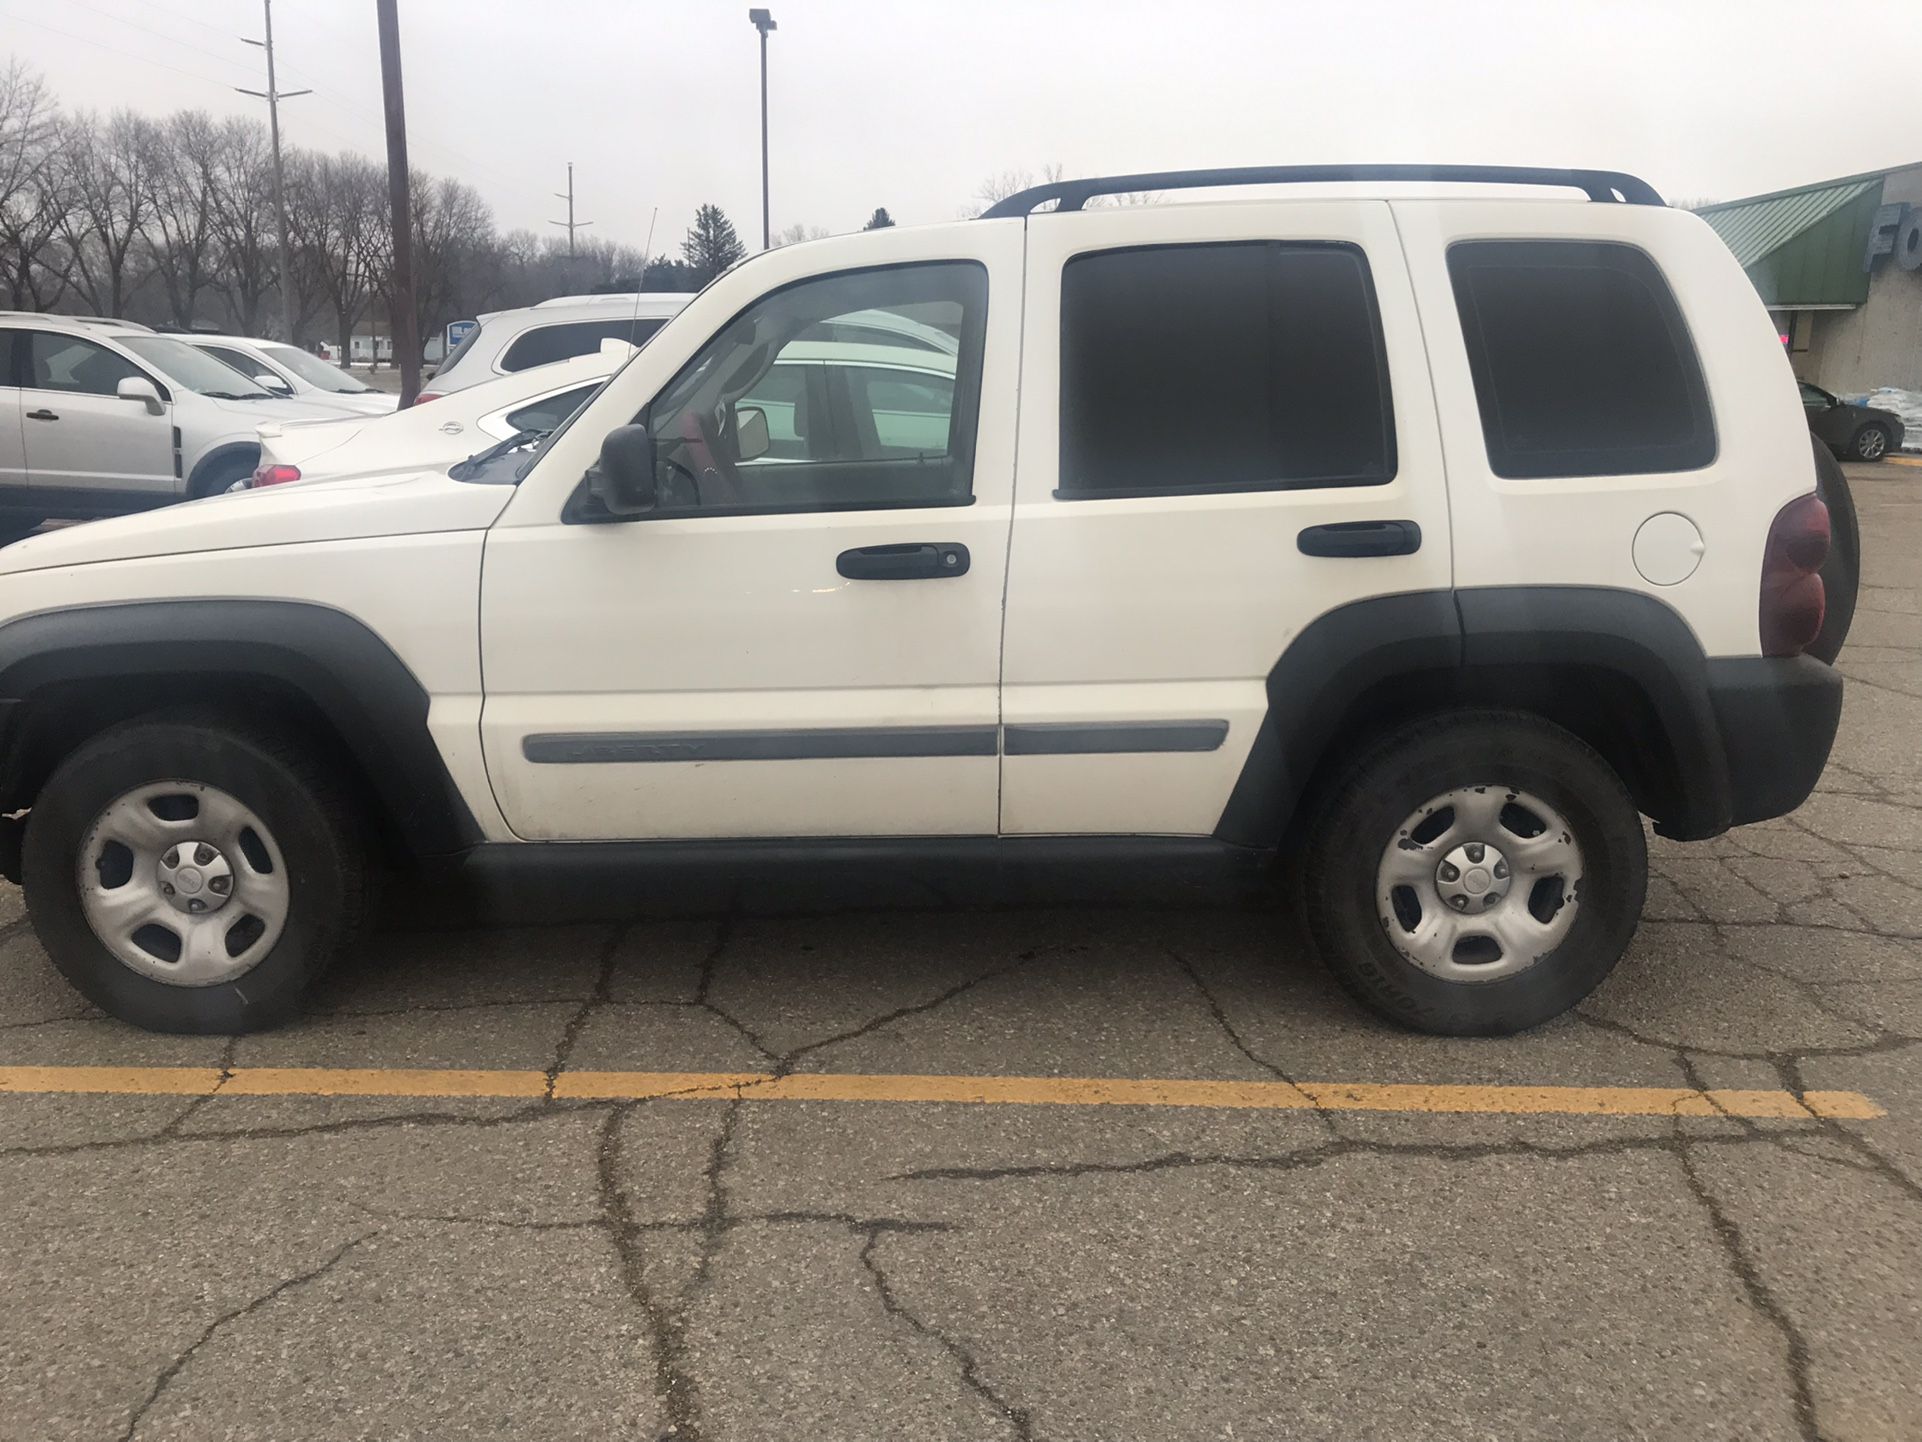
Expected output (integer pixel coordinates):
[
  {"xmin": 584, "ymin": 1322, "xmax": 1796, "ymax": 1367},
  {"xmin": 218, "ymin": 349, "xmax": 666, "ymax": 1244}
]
[{"xmin": 1703, "ymin": 655, "xmax": 1843, "ymax": 829}]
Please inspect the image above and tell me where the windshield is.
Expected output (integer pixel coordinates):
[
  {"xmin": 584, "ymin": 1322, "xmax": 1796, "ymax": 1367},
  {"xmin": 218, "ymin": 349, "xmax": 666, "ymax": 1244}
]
[
  {"xmin": 262, "ymin": 343, "xmax": 380, "ymax": 394},
  {"xmin": 120, "ymin": 336, "xmax": 272, "ymax": 398}
]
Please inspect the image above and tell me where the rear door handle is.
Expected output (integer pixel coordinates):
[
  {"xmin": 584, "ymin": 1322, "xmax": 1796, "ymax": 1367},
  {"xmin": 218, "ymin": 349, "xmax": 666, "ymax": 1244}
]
[
  {"xmin": 25, "ymin": 409, "xmax": 57, "ymax": 421},
  {"xmin": 836, "ymin": 542, "xmax": 970, "ymax": 580},
  {"xmin": 1297, "ymin": 520, "xmax": 1421, "ymax": 558}
]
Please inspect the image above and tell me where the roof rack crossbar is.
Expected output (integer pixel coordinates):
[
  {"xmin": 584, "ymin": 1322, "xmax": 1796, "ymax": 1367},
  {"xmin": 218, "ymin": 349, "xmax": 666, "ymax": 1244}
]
[{"xmin": 980, "ymin": 164, "xmax": 1665, "ymax": 218}]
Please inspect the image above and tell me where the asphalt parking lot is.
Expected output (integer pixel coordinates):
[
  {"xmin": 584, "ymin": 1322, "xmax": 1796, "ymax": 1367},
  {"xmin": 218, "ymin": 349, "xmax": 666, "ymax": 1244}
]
[{"xmin": 1, "ymin": 461, "xmax": 1917, "ymax": 1442}]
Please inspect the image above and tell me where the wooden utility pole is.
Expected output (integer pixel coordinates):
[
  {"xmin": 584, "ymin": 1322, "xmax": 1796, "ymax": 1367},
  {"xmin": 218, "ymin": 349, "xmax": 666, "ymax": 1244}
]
[
  {"xmin": 376, "ymin": 0, "xmax": 421, "ymax": 406},
  {"xmin": 237, "ymin": 0, "xmax": 310, "ymax": 343}
]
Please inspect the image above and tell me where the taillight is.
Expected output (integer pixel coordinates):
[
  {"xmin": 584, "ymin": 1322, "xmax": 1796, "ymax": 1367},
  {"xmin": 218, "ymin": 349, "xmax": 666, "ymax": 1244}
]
[
  {"xmin": 1760, "ymin": 492, "xmax": 1829, "ymax": 656},
  {"xmin": 408, "ymin": 390, "xmax": 441, "ymax": 408},
  {"xmin": 252, "ymin": 463, "xmax": 302, "ymax": 487}
]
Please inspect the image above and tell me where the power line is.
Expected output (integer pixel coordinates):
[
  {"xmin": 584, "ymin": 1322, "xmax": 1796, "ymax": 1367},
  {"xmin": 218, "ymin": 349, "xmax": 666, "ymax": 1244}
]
[{"xmin": 0, "ymin": 12, "xmax": 249, "ymax": 93}]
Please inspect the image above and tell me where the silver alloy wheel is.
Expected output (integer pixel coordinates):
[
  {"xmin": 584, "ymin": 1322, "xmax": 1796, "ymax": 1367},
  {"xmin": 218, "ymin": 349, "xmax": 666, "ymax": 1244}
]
[
  {"xmin": 1374, "ymin": 785, "xmax": 1583, "ymax": 983},
  {"xmin": 77, "ymin": 781, "xmax": 290, "ymax": 986},
  {"xmin": 1857, "ymin": 427, "xmax": 1887, "ymax": 460}
]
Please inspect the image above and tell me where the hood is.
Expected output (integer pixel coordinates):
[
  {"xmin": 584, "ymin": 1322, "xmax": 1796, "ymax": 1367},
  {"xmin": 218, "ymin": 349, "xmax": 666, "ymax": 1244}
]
[
  {"xmin": 206, "ymin": 393, "xmax": 361, "ymax": 424},
  {"xmin": 0, "ymin": 468, "xmax": 513, "ymax": 577}
]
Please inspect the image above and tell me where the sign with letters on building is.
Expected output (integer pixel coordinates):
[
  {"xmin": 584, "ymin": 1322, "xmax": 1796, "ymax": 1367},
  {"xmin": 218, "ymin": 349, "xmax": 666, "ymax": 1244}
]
[{"xmin": 1864, "ymin": 203, "xmax": 1922, "ymax": 272}]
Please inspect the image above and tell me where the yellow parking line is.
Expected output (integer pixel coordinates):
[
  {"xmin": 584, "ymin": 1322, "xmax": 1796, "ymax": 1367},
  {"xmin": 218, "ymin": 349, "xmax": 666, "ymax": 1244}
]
[
  {"xmin": 0, "ymin": 1065, "xmax": 1885, "ymax": 1118},
  {"xmin": 1883, "ymin": 453, "xmax": 1921, "ymax": 468}
]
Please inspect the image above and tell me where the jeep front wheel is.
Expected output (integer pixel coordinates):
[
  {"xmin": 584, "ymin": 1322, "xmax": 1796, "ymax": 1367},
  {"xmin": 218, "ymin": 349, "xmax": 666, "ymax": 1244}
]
[
  {"xmin": 22, "ymin": 713, "xmax": 368, "ymax": 1033},
  {"xmin": 1303, "ymin": 711, "xmax": 1646, "ymax": 1036}
]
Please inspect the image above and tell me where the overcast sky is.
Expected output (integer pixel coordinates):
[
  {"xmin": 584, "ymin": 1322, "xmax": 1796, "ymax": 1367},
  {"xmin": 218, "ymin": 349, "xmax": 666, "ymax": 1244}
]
[{"xmin": 5, "ymin": 0, "xmax": 1920, "ymax": 251}]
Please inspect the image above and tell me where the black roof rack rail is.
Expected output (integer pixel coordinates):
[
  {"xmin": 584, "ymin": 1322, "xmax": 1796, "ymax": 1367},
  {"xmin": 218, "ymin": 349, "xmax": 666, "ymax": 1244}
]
[{"xmin": 980, "ymin": 164, "xmax": 1665, "ymax": 218}]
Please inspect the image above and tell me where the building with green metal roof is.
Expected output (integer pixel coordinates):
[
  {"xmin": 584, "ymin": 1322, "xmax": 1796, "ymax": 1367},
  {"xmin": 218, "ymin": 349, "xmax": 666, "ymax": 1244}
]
[{"xmin": 1696, "ymin": 163, "xmax": 1922, "ymax": 395}]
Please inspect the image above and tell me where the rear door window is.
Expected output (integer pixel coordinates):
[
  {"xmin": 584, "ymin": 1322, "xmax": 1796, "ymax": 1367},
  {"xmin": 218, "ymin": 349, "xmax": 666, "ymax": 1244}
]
[
  {"xmin": 1057, "ymin": 241, "xmax": 1396, "ymax": 497},
  {"xmin": 1447, "ymin": 240, "xmax": 1716, "ymax": 478},
  {"xmin": 500, "ymin": 317, "xmax": 668, "ymax": 373}
]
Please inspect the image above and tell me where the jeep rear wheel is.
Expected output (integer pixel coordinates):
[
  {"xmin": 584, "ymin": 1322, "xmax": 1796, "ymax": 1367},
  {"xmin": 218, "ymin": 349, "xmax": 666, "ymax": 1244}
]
[
  {"xmin": 22, "ymin": 713, "xmax": 368, "ymax": 1033},
  {"xmin": 1303, "ymin": 711, "xmax": 1646, "ymax": 1036}
]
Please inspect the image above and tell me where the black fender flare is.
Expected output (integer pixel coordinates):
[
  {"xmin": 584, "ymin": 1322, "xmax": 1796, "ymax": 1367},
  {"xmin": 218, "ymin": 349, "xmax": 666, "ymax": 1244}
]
[
  {"xmin": 0, "ymin": 599, "xmax": 482, "ymax": 858},
  {"xmin": 1212, "ymin": 586, "xmax": 1733, "ymax": 846},
  {"xmin": 186, "ymin": 442, "xmax": 260, "ymax": 497}
]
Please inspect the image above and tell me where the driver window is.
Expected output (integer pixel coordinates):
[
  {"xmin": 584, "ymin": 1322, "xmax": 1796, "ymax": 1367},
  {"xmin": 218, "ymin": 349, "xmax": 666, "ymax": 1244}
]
[
  {"xmin": 27, "ymin": 332, "xmax": 143, "ymax": 397},
  {"xmin": 642, "ymin": 260, "xmax": 985, "ymax": 513}
]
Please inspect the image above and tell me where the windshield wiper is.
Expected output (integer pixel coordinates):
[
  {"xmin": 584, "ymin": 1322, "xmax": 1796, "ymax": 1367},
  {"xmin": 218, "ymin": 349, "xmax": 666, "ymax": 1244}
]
[
  {"xmin": 450, "ymin": 427, "xmax": 548, "ymax": 480},
  {"xmin": 203, "ymin": 390, "xmax": 270, "ymax": 401}
]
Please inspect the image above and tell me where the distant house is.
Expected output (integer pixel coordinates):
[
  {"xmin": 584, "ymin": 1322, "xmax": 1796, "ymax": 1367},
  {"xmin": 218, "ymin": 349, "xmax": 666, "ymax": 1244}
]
[
  {"xmin": 1696, "ymin": 162, "xmax": 1922, "ymax": 394},
  {"xmin": 341, "ymin": 333, "xmax": 446, "ymax": 366}
]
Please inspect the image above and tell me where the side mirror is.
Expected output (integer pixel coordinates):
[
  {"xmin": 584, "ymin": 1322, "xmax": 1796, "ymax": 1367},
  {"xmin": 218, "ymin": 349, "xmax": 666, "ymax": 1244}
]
[
  {"xmin": 255, "ymin": 373, "xmax": 292, "ymax": 394},
  {"xmin": 735, "ymin": 404, "xmax": 770, "ymax": 462},
  {"xmin": 115, "ymin": 376, "xmax": 164, "ymax": 416},
  {"xmin": 585, "ymin": 423, "xmax": 658, "ymax": 516}
]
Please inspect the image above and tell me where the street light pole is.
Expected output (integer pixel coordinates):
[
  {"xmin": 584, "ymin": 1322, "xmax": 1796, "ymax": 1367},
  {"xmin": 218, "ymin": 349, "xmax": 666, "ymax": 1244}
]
[{"xmin": 748, "ymin": 9, "xmax": 775, "ymax": 250}]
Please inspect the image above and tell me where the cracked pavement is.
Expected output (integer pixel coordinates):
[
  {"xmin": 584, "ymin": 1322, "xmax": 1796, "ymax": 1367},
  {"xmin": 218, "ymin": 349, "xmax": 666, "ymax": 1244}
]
[{"xmin": 1, "ymin": 463, "xmax": 1918, "ymax": 1441}]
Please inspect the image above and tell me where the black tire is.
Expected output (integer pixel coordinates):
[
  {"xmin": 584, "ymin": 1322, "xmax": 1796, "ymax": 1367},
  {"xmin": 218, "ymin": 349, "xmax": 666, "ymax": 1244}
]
[
  {"xmin": 1302, "ymin": 711, "xmax": 1647, "ymax": 1036},
  {"xmin": 188, "ymin": 454, "xmax": 257, "ymax": 499},
  {"xmin": 1850, "ymin": 423, "xmax": 1890, "ymax": 462},
  {"xmin": 22, "ymin": 712, "xmax": 368, "ymax": 1033},
  {"xmin": 1809, "ymin": 436, "xmax": 1858, "ymax": 665}
]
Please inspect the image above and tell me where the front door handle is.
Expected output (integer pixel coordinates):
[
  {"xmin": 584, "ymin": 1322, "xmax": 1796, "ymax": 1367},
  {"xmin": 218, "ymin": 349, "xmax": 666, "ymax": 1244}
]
[
  {"xmin": 25, "ymin": 409, "xmax": 57, "ymax": 422},
  {"xmin": 1297, "ymin": 520, "xmax": 1421, "ymax": 558},
  {"xmin": 837, "ymin": 542, "xmax": 970, "ymax": 580}
]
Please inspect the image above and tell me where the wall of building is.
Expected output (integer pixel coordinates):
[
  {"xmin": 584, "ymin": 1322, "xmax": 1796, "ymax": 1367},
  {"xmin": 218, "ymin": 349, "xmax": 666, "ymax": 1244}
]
[{"xmin": 1804, "ymin": 166, "xmax": 1922, "ymax": 394}]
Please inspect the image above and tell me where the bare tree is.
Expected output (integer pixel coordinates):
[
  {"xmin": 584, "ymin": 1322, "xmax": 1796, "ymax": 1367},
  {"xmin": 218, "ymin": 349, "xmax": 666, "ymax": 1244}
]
[
  {"xmin": 0, "ymin": 61, "xmax": 72, "ymax": 307},
  {"xmin": 206, "ymin": 117, "xmax": 278, "ymax": 336},
  {"xmin": 141, "ymin": 111, "xmax": 225, "ymax": 327},
  {"xmin": 359, "ymin": 172, "xmax": 494, "ymax": 348},
  {"xmin": 288, "ymin": 149, "xmax": 382, "ymax": 354},
  {"xmin": 968, "ymin": 163, "xmax": 1064, "ymax": 217},
  {"xmin": 58, "ymin": 110, "xmax": 156, "ymax": 318},
  {"xmin": 771, "ymin": 222, "xmax": 830, "ymax": 247}
]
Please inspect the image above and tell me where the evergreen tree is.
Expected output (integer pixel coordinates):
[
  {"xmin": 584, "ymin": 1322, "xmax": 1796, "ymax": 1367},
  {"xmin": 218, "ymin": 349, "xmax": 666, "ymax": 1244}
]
[
  {"xmin": 863, "ymin": 207, "xmax": 896, "ymax": 230},
  {"xmin": 680, "ymin": 204, "xmax": 747, "ymax": 284}
]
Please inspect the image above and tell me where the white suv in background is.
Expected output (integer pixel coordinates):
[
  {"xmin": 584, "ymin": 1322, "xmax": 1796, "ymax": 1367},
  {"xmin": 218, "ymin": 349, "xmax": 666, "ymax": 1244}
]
[
  {"xmin": 174, "ymin": 333, "xmax": 397, "ymax": 417},
  {"xmin": 0, "ymin": 315, "xmax": 348, "ymax": 540},
  {"xmin": 420, "ymin": 292, "xmax": 694, "ymax": 402},
  {"xmin": 250, "ymin": 344, "xmax": 633, "ymax": 488}
]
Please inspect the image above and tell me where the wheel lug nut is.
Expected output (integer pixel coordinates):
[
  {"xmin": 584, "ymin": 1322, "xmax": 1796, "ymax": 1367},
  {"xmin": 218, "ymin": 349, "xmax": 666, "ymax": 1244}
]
[
  {"xmin": 1494, "ymin": 861, "xmax": 1509, "ymax": 880},
  {"xmin": 161, "ymin": 883, "xmax": 175, "ymax": 896},
  {"xmin": 1448, "ymin": 895, "xmax": 1468, "ymax": 911},
  {"xmin": 163, "ymin": 848, "xmax": 179, "ymax": 867},
  {"xmin": 1465, "ymin": 843, "xmax": 1484, "ymax": 863},
  {"xmin": 1438, "ymin": 863, "xmax": 1459, "ymax": 882},
  {"xmin": 209, "ymin": 876, "xmax": 231, "ymax": 895},
  {"xmin": 194, "ymin": 844, "xmax": 216, "ymax": 866},
  {"xmin": 187, "ymin": 898, "xmax": 205, "ymax": 913}
]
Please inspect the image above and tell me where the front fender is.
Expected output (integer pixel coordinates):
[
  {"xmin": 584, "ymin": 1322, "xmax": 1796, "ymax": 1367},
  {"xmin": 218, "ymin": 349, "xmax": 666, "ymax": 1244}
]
[{"xmin": 0, "ymin": 599, "xmax": 481, "ymax": 859}]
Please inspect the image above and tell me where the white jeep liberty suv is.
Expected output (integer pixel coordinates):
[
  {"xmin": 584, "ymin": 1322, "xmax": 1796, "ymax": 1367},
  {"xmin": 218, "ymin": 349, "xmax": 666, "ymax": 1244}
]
[{"xmin": 0, "ymin": 166, "xmax": 1845, "ymax": 1037}]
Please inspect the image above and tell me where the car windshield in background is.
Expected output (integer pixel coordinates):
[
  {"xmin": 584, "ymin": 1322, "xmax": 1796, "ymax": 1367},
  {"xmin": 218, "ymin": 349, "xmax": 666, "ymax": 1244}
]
[
  {"xmin": 261, "ymin": 344, "xmax": 380, "ymax": 394},
  {"xmin": 120, "ymin": 336, "xmax": 272, "ymax": 398}
]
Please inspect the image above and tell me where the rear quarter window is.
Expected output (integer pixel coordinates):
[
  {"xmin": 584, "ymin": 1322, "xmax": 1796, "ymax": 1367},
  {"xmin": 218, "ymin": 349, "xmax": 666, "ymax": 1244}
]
[
  {"xmin": 1447, "ymin": 239, "xmax": 1716, "ymax": 479},
  {"xmin": 500, "ymin": 316, "xmax": 669, "ymax": 373}
]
